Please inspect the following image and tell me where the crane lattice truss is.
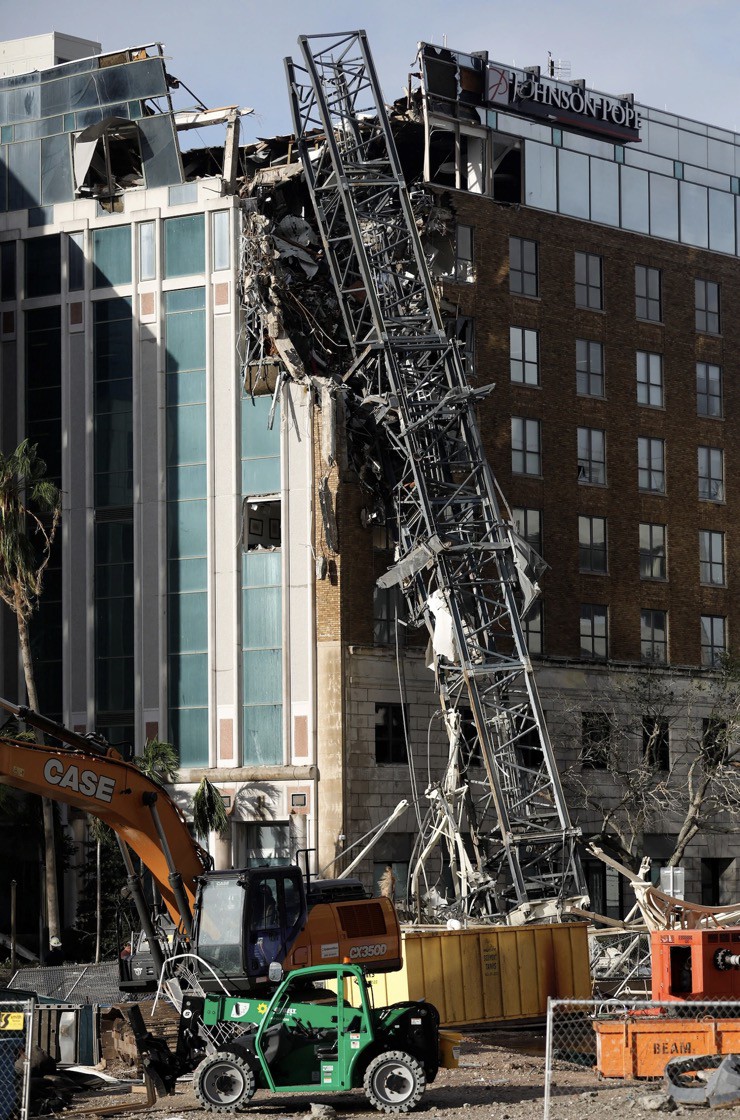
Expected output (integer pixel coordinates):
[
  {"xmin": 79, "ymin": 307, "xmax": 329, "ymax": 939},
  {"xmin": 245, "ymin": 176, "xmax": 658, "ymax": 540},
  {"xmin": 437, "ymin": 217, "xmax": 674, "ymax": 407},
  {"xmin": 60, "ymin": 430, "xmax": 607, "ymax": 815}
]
[{"xmin": 287, "ymin": 31, "xmax": 588, "ymax": 921}]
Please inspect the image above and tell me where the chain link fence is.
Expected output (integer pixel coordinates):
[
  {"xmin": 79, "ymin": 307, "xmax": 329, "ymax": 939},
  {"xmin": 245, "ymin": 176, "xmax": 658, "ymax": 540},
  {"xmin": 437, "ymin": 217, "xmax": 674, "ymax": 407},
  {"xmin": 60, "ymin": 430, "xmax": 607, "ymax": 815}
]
[
  {"xmin": 0, "ymin": 1000, "xmax": 33, "ymax": 1120},
  {"xmin": 544, "ymin": 998, "xmax": 740, "ymax": 1120},
  {"xmin": 589, "ymin": 930, "xmax": 651, "ymax": 998}
]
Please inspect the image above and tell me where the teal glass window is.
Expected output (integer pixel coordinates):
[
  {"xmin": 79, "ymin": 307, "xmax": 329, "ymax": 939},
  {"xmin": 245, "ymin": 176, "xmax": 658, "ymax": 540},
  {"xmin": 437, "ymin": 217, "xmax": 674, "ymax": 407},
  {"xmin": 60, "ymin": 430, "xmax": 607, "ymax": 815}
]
[
  {"xmin": 242, "ymin": 550, "xmax": 282, "ymax": 766},
  {"xmin": 242, "ymin": 394, "xmax": 280, "ymax": 494},
  {"xmin": 93, "ymin": 225, "xmax": 132, "ymax": 288},
  {"xmin": 164, "ymin": 214, "xmax": 205, "ymax": 278},
  {"xmin": 165, "ymin": 287, "xmax": 208, "ymax": 766}
]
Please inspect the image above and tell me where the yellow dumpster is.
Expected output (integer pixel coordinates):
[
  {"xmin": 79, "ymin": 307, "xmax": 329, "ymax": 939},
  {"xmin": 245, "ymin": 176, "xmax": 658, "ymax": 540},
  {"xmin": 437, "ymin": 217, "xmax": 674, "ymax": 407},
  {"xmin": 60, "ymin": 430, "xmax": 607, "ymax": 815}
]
[{"xmin": 364, "ymin": 923, "xmax": 590, "ymax": 1028}]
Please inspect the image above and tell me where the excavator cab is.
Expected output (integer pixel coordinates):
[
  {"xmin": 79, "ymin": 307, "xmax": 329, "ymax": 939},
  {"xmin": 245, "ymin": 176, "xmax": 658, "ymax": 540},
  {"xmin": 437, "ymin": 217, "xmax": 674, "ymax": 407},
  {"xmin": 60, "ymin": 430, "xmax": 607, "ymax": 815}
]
[{"xmin": 193, "ymin": 867, "xmax": 307, "ymax": 990}]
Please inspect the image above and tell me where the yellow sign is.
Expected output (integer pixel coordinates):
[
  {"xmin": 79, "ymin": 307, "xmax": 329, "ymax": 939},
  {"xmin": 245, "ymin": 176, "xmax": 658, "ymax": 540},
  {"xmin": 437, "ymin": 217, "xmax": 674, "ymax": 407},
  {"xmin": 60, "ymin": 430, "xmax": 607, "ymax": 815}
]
[{"xmin": 0, "ymin": 1012, "xmax": 24, "ymax": 1031}]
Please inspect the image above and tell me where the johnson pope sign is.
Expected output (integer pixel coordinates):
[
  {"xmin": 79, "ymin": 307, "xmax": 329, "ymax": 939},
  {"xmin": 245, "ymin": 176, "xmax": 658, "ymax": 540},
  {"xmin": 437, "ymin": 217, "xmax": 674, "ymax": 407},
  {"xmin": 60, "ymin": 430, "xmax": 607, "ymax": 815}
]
[{"xmin": 486, "ymin": 65, "xmax": 642, "ymax": 143}]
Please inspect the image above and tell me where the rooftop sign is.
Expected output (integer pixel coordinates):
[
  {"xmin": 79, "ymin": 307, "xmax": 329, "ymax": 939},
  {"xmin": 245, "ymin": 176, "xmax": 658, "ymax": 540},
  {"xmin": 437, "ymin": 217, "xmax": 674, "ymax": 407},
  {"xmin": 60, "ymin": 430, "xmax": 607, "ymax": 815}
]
[{"xmin": 485, "ymin": 65, "xmax": 642, "ymax": 143}]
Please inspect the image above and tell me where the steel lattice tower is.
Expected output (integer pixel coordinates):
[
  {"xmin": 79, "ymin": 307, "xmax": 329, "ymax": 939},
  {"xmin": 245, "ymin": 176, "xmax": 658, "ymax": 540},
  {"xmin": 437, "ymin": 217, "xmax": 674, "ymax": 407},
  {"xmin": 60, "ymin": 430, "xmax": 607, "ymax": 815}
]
[{"xmin": 286, "ymin": 30, "xmax": 588, "ymax": 921}]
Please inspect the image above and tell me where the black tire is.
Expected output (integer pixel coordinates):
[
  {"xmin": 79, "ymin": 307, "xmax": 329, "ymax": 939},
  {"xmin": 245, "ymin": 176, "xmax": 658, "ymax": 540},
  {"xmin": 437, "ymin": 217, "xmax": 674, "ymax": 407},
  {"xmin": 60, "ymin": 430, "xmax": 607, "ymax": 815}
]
[
  {"xmin": 363, "ymin": 1050, "xmax": 426, "ymax": 1114},
  {"xmin": 194, "ymin": 1051, "xmax": 257, "ymax": 1113}
]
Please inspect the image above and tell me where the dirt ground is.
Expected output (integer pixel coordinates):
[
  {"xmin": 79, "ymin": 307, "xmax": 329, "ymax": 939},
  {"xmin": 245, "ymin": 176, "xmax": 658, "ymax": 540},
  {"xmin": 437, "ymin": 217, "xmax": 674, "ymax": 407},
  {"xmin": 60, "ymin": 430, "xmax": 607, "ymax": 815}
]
[{"xmin": 62, "ymin": 1028, "xmax": 740, "ymax": 1120}]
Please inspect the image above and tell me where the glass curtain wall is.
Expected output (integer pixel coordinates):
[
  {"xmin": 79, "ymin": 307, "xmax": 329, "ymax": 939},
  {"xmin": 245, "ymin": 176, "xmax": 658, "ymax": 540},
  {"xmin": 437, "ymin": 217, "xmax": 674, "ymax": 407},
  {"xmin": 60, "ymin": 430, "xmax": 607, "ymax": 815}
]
[
  {"xmin": 165, "ymin": 287, "xmax": 208, "ymax": 764},
  {"xmin": 93, "ymin": 297, "xmax": 134, "ymax": 747},
  {"xmin": 241, "ymin": 394, "xmax": 282, "ymax": 765}
]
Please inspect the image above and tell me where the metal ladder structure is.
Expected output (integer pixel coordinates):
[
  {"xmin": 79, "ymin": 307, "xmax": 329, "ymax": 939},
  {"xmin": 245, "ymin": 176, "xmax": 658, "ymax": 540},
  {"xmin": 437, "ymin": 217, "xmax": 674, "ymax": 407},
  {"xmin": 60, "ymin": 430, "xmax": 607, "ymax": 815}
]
[{"xmin": 286, "ymin": 31, "xmax": 588, "ymax": 922}]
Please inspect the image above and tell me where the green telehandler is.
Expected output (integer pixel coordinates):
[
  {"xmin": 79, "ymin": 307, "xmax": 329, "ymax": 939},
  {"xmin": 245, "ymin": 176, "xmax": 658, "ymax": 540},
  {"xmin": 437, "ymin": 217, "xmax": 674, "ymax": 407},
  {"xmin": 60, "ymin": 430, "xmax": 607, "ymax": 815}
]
[{"xmin": 129, "ymin": 962, "xmax": 459, "ymax": 1115}]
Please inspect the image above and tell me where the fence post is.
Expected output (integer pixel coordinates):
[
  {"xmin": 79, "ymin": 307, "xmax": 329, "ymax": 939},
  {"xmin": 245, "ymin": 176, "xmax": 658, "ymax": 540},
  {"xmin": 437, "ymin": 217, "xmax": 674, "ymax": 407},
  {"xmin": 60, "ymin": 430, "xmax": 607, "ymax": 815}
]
[{"xmin": 543, "ymin": 996, "xmax": 555, "ymax": 1120}]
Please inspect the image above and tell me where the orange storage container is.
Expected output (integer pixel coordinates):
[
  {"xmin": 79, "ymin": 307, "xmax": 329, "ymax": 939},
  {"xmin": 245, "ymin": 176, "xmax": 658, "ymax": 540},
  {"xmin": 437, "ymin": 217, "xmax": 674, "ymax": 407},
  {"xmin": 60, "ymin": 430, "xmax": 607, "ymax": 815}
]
[{"xmin": 594, "ymin": 1018, "xmax": 740, "ymax": 1079}]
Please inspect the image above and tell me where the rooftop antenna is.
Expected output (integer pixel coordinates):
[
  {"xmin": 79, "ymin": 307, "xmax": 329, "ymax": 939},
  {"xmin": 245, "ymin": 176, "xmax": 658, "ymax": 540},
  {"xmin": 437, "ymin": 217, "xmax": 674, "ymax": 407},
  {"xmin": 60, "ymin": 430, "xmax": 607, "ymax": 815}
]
[{"xmin": 547, "ymin": 51, "xmax": 571, "ymax": 81}]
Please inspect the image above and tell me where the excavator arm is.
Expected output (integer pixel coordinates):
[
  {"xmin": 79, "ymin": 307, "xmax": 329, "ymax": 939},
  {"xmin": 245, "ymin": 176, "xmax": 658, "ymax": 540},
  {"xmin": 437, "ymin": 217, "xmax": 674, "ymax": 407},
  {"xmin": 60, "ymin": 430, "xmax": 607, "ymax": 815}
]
[{"xmin": 0, "ymin": 705, "xmax": 209, "ymax": 930}]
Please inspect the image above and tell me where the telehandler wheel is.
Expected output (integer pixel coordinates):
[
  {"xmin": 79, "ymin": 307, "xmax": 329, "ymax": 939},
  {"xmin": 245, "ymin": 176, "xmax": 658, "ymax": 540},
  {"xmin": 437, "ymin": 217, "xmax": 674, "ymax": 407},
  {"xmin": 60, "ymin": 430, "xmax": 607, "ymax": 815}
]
[
  {"xmin": 194, "ymin": 1051, "xmax": 257, "ymax": 1113},
  {"xmin": 363, "ymin": 1050, "xmax": 426, "ymax": 1113}
]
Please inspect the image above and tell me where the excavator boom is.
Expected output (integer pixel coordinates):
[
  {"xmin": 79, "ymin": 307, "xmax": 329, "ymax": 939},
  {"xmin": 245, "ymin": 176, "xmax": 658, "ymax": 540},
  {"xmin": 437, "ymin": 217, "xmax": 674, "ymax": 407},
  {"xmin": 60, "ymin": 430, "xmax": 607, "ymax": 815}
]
[{"xmin": 0, "ymin": 721, "xmax": 208, "ymax": 928}]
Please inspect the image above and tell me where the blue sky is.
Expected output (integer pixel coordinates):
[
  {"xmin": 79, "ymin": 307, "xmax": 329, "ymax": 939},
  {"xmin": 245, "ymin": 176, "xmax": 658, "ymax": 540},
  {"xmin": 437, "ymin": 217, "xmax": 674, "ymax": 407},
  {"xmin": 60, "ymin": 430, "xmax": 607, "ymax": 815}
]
[{"xmin": 4, "ymin": 1, "xmax": 739, "ymax": 142}]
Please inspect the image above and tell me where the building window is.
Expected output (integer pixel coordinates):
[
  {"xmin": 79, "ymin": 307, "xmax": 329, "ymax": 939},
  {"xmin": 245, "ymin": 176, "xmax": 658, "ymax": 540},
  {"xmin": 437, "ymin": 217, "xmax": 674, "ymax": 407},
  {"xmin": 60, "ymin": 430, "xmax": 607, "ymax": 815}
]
[
  {"xmin": 522, "ymin": 601, "xmax": 543, "ymax": 655},
  {"xmin": 511, "ymin": 417, "xmax": 541, "ymax": 475},
  {"xmin": 701, "ymin": 857, "xmax": 733, "ymax": 906},
  {"xmin": 697, "ymin": 362, "xmax": 722, "ymax": 417},
  {"xmin": 701, "ymin": 615, "xmax": 726, "ymax": 667},
  {"xmin": 698, "ymin": 446, "xmax": 724, "ymax": 502},
  {"xmin": 92, "ymin": 226, "xmax": 132, "ymax": 288},
  {"xmin": 164, "ymin": 214, "xmax": 206, "ymax": 279},
  {"xmin": 138, "ymin": 221, "xmax": 156, "ymax": 281},
  {"xmin": 574, "ymin": 251, "xmax": 602, "ymax": 310},
  {"xmin": 699, "ymin": 529, "xmax": 725, "ymax": 586},
  {"xmin": 639, "ymin": 523, "xmax": 666, "ymax": 580},
  {"xmin": 695, "ymin": 278, "xmax": 720, "ymax": 334},
  {"xmin": 635, "ymin": 265, "xmax": 661, "ymax": 321},
  {"xmin": 452, "ymin": 224, "xmax": 474, "ymax": 282},
  {"xmin": 578, "ymin": 515, "xmax": 607, "ymax": 573},
  {"xmin": 509, "ymin": 236, "xmax": 538, "ymax": 296},
  {"xmin": 638, "ymin": 437, "xmax": 665, "ymax": 493},
  {"xmin": 512, "ymin": 507, "xmax": 542, "ymax": 555},
  {"xmin": 641, "ymin": 608, "xmax": 667, "ymax": 663},
  {"xmin": 580, "ymin": 604, "xmax": 608, "ymax": 660},
  {"xmin": 68, "ymin": 232, "xmax": 85, "ymax": 291},
  {"xmin": 0, "ymin": 241, "xmax": 16, "ymax": 301},
  {"xmin": 375, "ymin": 702, "xmax": 408, "ymax": 764},
  {"xmin": 581, "ymin": 712, "xmax": 611, "ymax": 770},
  {"xmin": 212, "ymin": 210, "xmax": 230, "ymax": 271},
  {"xmin": 643, "ymin": 717, "xmax": 670, "ymax": 770},
  {"xmin": 374, "ymin": 585, "xmax": 406, "ymax": 646},
  {"xmin": 576, "ymin": 339, "xmax": 604, "ymax": 397},
  {"xmin": 25, "ymin": 234, "xmax": 61, "ymax": 298},
  {"xmin": 509, "ymin": 326, "xmax": 539, "ymax": 385},
  {"xmin": 702, "ymin": 719, "xmax": 728, "ymax": 766},
  {"xmin": 577, "ymin": 427, "xmax": 606, "ymax": 485},
  {"xmin": 636, "ymin": 351, "xmax": 663, "ymax": 408}
]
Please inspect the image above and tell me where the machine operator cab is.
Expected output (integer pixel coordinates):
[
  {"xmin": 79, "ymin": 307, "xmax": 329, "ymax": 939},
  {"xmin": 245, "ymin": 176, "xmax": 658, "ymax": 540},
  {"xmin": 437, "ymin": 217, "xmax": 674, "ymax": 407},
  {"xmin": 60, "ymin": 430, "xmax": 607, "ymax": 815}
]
[{"xmin": 193, "ymin": 867, "xmax": 307, "ymax": 991}]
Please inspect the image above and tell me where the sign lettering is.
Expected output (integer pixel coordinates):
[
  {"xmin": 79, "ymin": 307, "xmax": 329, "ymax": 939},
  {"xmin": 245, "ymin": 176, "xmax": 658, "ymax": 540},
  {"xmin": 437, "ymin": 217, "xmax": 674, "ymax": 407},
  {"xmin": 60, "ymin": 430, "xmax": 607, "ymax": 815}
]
[
  {"xmin": 43, "ymin": 758, "xmax": 116, "ymax": 804},
  {"xmin": 485, "ymin": 66, "xmax": 641, "ymax": 142}
]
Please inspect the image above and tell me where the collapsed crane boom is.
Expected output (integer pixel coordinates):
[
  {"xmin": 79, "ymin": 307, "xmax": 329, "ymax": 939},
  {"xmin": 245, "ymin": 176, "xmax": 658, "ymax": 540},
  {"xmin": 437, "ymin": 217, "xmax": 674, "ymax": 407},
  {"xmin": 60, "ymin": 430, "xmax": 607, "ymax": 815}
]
[{"xmin": 286, "ymin": 30, "xmax": 588, "ymax": 921}]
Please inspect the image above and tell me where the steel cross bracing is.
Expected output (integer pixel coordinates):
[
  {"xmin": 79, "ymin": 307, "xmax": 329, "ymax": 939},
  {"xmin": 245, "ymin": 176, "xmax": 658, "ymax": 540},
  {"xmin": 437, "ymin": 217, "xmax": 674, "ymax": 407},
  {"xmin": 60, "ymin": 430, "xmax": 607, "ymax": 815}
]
[{"xmin": 286, "ymin": 31, "xmax": 588, "ymax": 921}]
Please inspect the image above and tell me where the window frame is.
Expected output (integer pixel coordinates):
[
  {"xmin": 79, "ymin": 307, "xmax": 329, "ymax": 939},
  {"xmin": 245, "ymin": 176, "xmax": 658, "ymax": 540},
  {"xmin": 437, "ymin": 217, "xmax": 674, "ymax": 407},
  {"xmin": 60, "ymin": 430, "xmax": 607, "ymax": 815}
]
[
  {"xmin": 578, "ymin": 515, "xmax": 608, "ymax": 574},
  {"xmin": 509, "ymin": 326, "xmax": 539, "ymax": 386},
  {"xmin": 509, "ymin": 236, "xmax": 538, "ymax": 297},
  {"xmin": 577, "ymin": 427, "xmax": 606, "ymax": 486},
  {"xmin": 454, "ymin": 223, "xmax": 474, "ymax": 283},
  {"xmin": 576, "ymin": 338, "xmax": 604, "ymax": 397},
  {"xmin": 699, "ymin": 529, "xmax": 725, "ymax": 586},
  {"xmin": 580, "ymin": 603, "xmax": 608, "ymax": 660},
  {"xmin": 512, "ymin": 507, "xmax": 542, "ymax": 555},
  {"xmin": 640, "ymin": 608, "xmax": 668, "ymax": 663},
  {"xmin": 642, "ymin": 716, "xmax": 670, "ymax": 770},
  {"xmin": 695, "ymin": 278, "xmax": 720, "ymax": 334},
  {"xmin": 575, "ymin": 250, "xmax": 603, "ymax": 310},
  {"xmin": 636, "ymin": 351, "xmax": 664, "ymax": 408},
  {"xmin": 638, "ymin": 436, "xmax": 665, "ymax": 494},
  {"xmin": 511, "ymin": 416, "xmax": 542, "ymax": 476},
  {"xmin": 374, "ymin": 702, "xmax": 408, "ymax": 765},
  {"xmin": 639, "ymin": 522, "xmax": 667, "ymax": 580},
  {"xmin": 581, "ymin": 711, "xmax": 611, "ymax": 770},
  {"xmin": 696, "ymin": 361, "xmax": 723, "ymax": 418},
  {"xmin": 635, "ymin": 265, "xmax": 662, "ymax": 322},
  {"xmin": 700, "ymin": 615, "xmax": 726, "ymax": 668},
  {"xmin": 698, "ymin": 445, "xmax": 724, "ymax": 502}
]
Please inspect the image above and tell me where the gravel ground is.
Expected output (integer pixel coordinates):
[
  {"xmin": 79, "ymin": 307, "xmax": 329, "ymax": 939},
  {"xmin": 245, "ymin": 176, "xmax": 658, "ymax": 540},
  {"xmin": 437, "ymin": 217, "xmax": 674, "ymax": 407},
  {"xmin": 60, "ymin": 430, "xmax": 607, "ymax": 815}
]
[{"xmin": 61, "ymin": 1029, "xmax": 740, "ymax": 1120}]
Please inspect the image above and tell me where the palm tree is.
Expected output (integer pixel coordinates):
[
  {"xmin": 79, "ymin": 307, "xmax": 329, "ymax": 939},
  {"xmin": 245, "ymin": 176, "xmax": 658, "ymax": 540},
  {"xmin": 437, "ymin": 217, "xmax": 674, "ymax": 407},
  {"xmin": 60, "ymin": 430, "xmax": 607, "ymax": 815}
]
[{"xmin": 0, "ymin": 439, "xmax": 61, "ymax": 955}]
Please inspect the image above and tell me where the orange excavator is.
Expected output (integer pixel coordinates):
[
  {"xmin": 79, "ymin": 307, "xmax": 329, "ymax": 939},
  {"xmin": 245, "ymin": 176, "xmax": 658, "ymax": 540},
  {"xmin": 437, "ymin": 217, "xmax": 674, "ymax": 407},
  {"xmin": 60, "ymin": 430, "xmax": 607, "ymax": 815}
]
[{"xmin": 0, "ymin": 697, "xmax": 401, "ymax": 993}]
